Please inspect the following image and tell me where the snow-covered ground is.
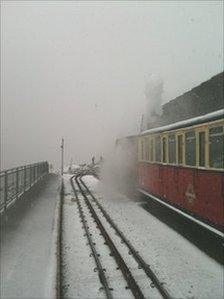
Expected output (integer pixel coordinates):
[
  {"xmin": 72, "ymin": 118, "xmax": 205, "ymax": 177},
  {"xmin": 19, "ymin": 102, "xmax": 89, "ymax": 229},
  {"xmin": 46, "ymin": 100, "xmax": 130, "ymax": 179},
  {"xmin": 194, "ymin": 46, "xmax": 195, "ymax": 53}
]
[
  {"xmin": 1, "ymin": 174, "xmax": 59, "ymax": 299},
  {"xmin": 62, "ymin": 174, "xmax": 223, "ymax": 299}
]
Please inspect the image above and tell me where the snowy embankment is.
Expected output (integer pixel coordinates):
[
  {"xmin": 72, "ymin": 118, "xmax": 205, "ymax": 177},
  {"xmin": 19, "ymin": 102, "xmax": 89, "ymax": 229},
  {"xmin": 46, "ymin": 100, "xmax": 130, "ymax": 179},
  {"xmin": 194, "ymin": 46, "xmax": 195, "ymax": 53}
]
[{"xmin": 81, "ymin": 175, "xmax": 223, "ymax": 299}]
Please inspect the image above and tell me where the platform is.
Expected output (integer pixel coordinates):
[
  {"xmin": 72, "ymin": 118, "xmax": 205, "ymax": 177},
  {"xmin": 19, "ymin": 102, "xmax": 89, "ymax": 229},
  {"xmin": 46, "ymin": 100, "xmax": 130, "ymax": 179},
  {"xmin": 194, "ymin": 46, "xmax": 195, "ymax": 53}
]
[{"xmin": 0, "ymin": 174, "xmax": 59, "ymax": 299}]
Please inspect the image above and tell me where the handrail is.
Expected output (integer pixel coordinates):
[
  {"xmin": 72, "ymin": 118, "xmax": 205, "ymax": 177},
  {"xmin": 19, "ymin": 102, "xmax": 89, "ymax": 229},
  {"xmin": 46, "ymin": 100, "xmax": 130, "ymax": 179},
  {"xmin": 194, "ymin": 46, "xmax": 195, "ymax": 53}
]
[
  {"xmin": 0, "ymin": 161, "xmax": 49, "ymax": 213},
  {"xmin": 0, "ymin": 162, "xmax": 48, "ymax": 175}
]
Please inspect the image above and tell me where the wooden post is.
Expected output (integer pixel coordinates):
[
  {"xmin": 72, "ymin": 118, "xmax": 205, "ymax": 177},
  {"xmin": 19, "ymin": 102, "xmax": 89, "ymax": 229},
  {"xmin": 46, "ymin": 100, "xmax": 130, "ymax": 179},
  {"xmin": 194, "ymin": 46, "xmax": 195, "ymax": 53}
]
[{"xmin": 61, "ymin": 138, "xmax": 64, "ymax": 176}]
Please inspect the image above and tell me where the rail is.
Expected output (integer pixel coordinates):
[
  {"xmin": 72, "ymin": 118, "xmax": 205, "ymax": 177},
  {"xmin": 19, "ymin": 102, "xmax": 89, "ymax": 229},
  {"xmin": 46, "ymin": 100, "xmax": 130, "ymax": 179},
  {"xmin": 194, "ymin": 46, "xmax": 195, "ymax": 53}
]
[
  {"xmin": 0, "ymin": 161, "xmax": 49, "ymax": 213},
  {"xmin": 76, "ymin": 173, "xmax": 145, "ymax": 299},
  {"xmin": 79, "ymin": 172, "xmax": 171, "ymax": 299}
]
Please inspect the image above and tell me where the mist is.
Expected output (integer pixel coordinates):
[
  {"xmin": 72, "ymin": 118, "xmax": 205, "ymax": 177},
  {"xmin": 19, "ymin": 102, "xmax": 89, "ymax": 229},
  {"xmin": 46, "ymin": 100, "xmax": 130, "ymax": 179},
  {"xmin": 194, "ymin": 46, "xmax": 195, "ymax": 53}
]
[{"xmin": 1, "ymin": 1, "xmax": 223, "ymax": 170}]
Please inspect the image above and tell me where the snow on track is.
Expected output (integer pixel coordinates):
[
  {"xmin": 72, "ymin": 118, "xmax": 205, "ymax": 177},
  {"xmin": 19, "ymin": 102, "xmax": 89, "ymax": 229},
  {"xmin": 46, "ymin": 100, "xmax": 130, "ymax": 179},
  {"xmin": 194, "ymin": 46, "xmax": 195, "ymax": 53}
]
[
  {"xmin": 61, "ymin": 174, "xmax": 223, "ymax": 298},
  {"xmin": 82, "ymin": 175, "xmax": 223, "ymax": 299},
  {"xmin": 62, "ymin": 174, "xmax": 136, "ymax": 298},
  {"xmin": 62, "ymin": 175, "xmax": 105, "ymax": 298}
]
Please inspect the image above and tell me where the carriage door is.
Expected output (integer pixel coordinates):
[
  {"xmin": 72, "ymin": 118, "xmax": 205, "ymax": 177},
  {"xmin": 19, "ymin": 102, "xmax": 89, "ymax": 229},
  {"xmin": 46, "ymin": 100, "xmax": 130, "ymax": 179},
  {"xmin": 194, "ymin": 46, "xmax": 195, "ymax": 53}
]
[
  {"xmin": 162, "ymin": 136, "xmax": 168, "ymax": 199},
  {"xmin": 197, "ymin": 128, "xmax": 208, "ymax": 213},
  {"xmin": 198, "ymin": 130, "xmax": 206, "ymax": 168},
  {"xmin": 176, "ymin": 133, "xmax": 184, "ymax": 204}
]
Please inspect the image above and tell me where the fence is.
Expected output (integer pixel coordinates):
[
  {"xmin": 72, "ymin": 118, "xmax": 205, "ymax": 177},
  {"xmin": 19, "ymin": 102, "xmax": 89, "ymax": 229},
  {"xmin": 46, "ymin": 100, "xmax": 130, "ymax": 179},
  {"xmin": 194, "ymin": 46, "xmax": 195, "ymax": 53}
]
[{"xmin": 0, "ymin": 161, "xmax": 49, "ymax": 213}]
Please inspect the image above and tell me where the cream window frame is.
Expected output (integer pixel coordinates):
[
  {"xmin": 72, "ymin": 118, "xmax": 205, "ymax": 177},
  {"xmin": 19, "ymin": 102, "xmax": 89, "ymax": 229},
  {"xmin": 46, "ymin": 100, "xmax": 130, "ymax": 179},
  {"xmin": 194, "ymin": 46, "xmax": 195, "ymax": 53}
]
[
  {"xmin": 161, "ymin": 134, "xmax": 168, "ymax": 164},
  {"xmin": 168, "ymin": 133, "xmax": 177, "ymax": 165},
  {"xmin": 208, "ymin": 123, "xmax": 224, "ymax": 170},
  {"xmin": 176, "ymin": 132, "xmax": 185, "ymax": 166},
  {"xmin": 196, "ymin": 126, "xmax": 208, "ymax": 168}
]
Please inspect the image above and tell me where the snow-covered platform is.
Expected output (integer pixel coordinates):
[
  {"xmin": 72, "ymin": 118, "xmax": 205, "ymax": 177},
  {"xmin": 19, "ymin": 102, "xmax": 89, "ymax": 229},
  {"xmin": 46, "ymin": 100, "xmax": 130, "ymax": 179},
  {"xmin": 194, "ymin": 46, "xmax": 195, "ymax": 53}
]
[
  {"xmin": 62, "ymin": 174, "xmax": 223, "ymax": 299},
  {"xmin": 0, "ymin": 174, "xmax": 59, "ymax": 299}
]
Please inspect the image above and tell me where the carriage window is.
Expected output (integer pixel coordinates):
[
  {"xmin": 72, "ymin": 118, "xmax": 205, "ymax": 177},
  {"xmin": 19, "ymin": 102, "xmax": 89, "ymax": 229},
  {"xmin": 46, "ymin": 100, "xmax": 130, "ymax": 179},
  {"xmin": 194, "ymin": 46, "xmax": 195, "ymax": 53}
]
[
  {"xmin": 209, "ymin": 126, "xmax": 224, "ymax": 168},
  {"xmin": 185, "ymin": 131, "xmax": 196, "ymax": 166},
  {"xmin": 177, "ymin": 135, "xmax": 183, "ymax": 164},
  {"xmin": 199, "ymin": 131, "xmax": 206, "ymax": 167},
  {"xmin": 145, "ymin": 137, "xmax": 150, "ymax": 161},
  {"xmin": 149, "ymin": 138, "xmax": 154, "ymax": 162},
  {"xmin": 162, "ymin": 137, "xmax": 167, "ymax": 163},
  {"xmin": 155, "ymin": 136, "xmax": 161, "ymax": 162},
  {"xmin": 168, "ymin": 134, "xmax": 176, "ymax": 164}
]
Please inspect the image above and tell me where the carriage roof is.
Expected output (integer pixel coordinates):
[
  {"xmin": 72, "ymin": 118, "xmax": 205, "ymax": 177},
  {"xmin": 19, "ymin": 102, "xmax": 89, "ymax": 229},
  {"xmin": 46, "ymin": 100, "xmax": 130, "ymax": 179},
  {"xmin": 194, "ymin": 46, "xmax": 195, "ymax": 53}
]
[{"xmin": 140, "ymin": 109, "xmax": 224, "ymax": 136}]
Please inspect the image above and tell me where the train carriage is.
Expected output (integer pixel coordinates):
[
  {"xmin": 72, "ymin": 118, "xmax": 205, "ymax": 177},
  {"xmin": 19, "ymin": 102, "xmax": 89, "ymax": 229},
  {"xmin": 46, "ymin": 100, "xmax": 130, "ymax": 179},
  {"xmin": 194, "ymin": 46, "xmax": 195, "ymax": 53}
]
[{"xmin": 138, "ymin": 109, "xmax": 224, "ymax": 232}]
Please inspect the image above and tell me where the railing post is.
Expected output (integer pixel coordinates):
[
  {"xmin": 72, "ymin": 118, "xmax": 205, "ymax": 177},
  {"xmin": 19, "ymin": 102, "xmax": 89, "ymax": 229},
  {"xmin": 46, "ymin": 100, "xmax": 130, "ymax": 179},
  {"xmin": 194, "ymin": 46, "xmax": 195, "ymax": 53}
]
[
  {"xmin": 4, "ymin": 171, "xmax": 8, "ymax": 212},
  {"xmin": 16, "ymin": 168, "xmax": 19, "ymax": 200}
]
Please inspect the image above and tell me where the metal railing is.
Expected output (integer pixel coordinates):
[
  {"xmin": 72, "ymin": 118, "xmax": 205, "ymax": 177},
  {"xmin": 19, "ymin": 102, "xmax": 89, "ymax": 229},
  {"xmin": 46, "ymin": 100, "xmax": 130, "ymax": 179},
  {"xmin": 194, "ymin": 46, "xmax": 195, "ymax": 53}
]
[{"xmin": 0, "ymin": 161, "xmax": 49, "ymax": 213}]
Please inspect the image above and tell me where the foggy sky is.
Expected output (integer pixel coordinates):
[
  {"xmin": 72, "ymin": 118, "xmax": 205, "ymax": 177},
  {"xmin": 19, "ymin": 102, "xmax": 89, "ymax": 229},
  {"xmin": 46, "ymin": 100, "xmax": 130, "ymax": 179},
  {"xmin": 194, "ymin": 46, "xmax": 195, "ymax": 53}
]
[{"xmin": 1, "ymin": 0, "xmax": 223, "ymax": 170}]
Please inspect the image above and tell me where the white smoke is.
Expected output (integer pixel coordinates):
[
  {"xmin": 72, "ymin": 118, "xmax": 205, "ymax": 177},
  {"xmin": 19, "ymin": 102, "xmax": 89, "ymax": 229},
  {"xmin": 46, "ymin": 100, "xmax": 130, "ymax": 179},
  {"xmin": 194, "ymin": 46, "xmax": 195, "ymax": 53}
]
[{"xmin": 144, "ymin": 74, "xmax": 164, "ymax": 124}]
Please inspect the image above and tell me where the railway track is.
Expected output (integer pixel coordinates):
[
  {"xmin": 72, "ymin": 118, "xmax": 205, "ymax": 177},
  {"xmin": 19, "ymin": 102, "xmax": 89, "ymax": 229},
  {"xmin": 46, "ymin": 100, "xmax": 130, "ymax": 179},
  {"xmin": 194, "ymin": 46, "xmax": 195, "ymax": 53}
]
[{"xmin": 70, "ymin": 172, "xmax": 172, "ymax": 299}]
